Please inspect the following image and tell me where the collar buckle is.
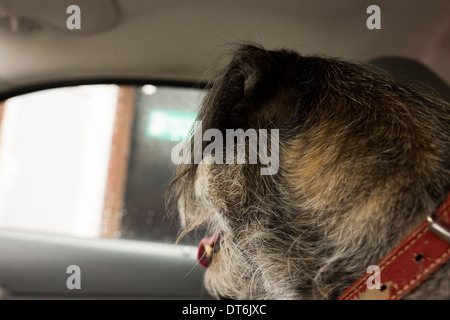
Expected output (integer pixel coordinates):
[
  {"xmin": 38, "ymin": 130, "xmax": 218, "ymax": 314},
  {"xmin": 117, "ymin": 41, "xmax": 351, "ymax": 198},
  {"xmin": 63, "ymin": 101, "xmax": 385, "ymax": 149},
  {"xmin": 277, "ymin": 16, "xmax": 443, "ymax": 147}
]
[{"xmin": 427, "ymin": 212, "xmax": 450, "ymax": 244}]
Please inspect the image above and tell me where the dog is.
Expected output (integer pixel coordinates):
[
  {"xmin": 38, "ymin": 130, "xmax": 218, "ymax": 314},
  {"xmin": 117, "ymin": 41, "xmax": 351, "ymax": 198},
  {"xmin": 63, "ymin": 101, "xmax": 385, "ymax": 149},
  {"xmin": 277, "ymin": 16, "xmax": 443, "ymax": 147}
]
[{"xmin": 166, "ymin": 44, "xmax": 450, "ymax": 299}]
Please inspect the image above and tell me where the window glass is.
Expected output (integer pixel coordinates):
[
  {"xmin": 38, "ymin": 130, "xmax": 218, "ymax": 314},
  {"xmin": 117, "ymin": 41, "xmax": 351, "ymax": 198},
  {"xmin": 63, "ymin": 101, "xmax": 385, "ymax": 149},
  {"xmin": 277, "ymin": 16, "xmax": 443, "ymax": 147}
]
[
  {"xmin": 0, "ymin": 84, "xmax": 204, "ymax": 245},
  {"xmin": 122, "ymin": 85, "xmax": 203, "ymax": 243}
]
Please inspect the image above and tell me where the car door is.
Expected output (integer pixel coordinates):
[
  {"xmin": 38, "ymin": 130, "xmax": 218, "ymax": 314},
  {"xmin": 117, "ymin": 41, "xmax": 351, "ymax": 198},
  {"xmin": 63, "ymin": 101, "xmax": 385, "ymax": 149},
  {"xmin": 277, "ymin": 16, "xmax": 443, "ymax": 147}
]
[{"xmin": 0, "ymin": 82, "xmax": 210, "ymax": 299}]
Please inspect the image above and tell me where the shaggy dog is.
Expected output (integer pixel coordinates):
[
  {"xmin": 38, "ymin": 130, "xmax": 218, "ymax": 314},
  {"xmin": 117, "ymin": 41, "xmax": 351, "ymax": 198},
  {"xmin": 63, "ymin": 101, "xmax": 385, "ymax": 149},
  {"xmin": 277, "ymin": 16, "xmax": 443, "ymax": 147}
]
[{"xmin": 166, "ymin": 44, "xmax": 450, "ymax": 299}]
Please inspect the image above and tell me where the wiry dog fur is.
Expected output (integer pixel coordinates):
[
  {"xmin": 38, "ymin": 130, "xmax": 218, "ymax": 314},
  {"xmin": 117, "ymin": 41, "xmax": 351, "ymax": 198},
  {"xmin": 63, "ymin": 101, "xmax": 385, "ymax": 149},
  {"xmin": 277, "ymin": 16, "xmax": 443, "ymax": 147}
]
[{"xmin": 166, "ymin": 44, "xmax": 450, "ymax": 299}]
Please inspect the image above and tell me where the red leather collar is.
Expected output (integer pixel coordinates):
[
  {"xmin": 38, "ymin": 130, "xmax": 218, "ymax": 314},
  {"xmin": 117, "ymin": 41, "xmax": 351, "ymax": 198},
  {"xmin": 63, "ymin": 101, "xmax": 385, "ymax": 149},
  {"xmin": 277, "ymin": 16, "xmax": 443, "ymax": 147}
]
[{"xmin": 338, "ymin": 192, "xmax": 450, "ymax": 300}]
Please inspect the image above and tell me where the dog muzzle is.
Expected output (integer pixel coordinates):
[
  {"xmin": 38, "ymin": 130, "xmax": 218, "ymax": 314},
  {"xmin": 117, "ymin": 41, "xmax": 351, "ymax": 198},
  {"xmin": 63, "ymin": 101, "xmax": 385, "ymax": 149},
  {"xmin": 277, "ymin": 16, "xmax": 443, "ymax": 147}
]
[{"xmin": 197, "ymin": 231, "xmax": 219, "ymax": 268}]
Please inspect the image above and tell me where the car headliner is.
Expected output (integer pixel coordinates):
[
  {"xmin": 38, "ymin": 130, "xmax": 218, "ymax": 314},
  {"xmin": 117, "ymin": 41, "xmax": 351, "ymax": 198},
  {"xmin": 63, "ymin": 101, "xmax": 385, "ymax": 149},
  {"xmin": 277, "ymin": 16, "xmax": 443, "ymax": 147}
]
[{"xmin": 0, "ymin": 0, "xmax": 449, "ymax": 94}]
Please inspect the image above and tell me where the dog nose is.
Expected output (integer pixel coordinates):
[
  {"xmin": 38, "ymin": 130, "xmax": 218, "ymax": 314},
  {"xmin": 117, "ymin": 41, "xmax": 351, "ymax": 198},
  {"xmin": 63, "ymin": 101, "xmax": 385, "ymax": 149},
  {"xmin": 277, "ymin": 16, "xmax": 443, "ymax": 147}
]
[{"xmin": 197, "ymin": 231, "xmax": 219, "ymax": 268}]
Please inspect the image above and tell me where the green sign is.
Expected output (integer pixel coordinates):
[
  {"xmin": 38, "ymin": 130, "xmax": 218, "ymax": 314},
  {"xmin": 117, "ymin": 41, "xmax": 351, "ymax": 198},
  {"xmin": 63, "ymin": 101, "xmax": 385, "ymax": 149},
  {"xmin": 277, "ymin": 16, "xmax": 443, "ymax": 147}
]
[{"xmin": 147, "ymin": 108, "xmax": 197, "ymax": 141}]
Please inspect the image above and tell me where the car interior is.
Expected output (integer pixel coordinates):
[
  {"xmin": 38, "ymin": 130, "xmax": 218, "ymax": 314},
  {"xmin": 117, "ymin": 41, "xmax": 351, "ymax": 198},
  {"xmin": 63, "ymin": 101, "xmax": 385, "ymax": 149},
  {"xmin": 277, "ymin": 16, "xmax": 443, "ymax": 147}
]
[{"xmin": 0, "ymin": 0, "xmax": 448, "ymax": 300}]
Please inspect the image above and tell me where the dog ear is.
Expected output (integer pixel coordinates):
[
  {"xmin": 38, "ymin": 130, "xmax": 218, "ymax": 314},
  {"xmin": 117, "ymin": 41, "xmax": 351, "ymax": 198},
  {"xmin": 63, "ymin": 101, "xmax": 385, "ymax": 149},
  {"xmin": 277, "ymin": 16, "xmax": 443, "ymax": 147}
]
[
  {"xmin": 202, "ymin": 44, "xmax": 301, "ymax": 131},
  {"xmin": 199, "ymin": 44, "xmax": 271, "ymax": 131}
]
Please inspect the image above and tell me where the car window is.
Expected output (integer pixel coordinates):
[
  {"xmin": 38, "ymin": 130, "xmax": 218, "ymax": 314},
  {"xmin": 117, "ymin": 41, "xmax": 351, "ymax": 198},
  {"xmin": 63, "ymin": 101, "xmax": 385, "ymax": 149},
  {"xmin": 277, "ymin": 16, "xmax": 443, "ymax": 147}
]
[{"xmin": 0, "ymin": 83, "xmax": 204, "ymax": 245}]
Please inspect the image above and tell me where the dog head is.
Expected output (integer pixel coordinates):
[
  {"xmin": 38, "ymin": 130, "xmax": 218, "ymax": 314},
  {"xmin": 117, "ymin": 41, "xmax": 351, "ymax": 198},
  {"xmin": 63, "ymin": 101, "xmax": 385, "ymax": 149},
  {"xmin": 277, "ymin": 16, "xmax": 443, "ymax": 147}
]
[{"xmin": 167, "ymin": 44, "xmax": 450, "ymax": 299}]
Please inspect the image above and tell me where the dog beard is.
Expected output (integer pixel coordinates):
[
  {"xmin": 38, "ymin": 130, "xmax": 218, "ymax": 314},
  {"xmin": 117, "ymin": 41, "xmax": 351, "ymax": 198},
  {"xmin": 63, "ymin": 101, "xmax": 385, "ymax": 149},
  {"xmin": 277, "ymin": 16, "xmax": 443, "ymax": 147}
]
[{"xmin": 166, "ymin": 44, "xmax": 450, "ymax": 299}]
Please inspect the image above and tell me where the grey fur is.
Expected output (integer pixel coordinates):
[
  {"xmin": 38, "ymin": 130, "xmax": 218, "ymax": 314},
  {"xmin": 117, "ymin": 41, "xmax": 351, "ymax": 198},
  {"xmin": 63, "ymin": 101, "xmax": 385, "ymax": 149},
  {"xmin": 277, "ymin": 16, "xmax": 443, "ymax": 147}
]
[{"xmin": 166, "ymin": 44, "xmax": 450, "ymax": 300}]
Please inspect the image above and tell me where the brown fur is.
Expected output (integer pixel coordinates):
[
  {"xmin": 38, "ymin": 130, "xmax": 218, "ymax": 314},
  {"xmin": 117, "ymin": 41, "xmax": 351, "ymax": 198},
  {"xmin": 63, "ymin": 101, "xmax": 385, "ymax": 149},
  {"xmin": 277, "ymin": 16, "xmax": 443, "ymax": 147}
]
[{"xmin": 166, "ymin": 44, "xmax": 450, "ymax": 299}]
